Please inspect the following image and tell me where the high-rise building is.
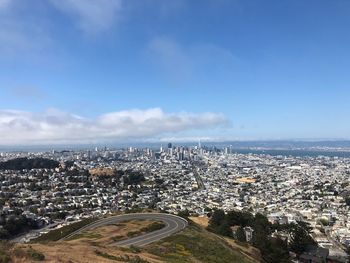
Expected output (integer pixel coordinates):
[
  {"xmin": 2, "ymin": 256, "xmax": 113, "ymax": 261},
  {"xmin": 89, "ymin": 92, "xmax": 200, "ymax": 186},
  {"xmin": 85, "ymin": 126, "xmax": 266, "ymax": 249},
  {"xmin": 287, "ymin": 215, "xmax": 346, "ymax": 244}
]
[{"xmin": 168, "ymin": 143, "xmax": 173, "ymax": 155}]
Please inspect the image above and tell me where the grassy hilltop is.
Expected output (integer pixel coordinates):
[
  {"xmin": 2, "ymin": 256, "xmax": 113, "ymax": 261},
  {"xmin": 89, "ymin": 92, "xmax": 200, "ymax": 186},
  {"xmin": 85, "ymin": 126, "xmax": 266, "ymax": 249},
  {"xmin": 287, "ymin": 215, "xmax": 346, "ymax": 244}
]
[{"xmin": 0, "ymin": 217, "xmax": 259, "ymax": 263}]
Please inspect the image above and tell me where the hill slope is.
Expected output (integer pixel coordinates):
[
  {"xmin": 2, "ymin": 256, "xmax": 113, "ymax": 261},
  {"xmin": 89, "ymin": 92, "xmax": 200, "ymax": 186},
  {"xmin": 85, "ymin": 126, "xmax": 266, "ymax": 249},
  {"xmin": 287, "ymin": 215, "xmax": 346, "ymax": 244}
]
[{"xmin": 3, "ymin": 218, "xmax": 258, "ymax": 262}]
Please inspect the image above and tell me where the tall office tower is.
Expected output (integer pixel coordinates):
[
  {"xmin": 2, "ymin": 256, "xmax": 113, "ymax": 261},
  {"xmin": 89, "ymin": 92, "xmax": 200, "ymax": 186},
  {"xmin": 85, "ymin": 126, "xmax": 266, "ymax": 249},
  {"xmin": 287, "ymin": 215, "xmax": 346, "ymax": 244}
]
[
  {"xmin": 198, "ymin": 139, "xmax": 201, "ymax": 149},
  {"xmin": 225, "ymin": 147, "xmax": 228, "ymax": 155},
  {"xmin": 160, "ymin": 144, "xmax": 163, "ymax": 153},
  {"xmin": 168, "ymin": 142, "xmax": 173, "ymax": 155}
]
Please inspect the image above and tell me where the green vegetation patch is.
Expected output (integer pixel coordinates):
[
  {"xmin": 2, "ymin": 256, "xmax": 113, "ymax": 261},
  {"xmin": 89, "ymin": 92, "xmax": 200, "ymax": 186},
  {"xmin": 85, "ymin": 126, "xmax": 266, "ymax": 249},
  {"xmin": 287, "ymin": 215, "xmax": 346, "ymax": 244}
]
[
  {"xmin": 0, "ymin": 242, "xmax": 45, "ymax": 262},
  {"xmin": 127, "ymin": 230, "xmax": 141, "ymax": 238},
  {"xmin": 111, "ymin": 235, "xmax": 125, "ymax": 242},
  {"xmin": 31, "ymin": 218, "xmax": 98, "ymax": 242},
  {"xmin": 66, "ymin": 231, "xmax": 102, "ymax": 241},
  {"xmin": 0, "ymin": 241, "xmax": 11, "ymax": 263},
  {"xmin": 126, "ymin": 221, "xmax": 166, "ymax": 239},
  {"xmin": 119, "ymin": 245, "xmax": 141, "ymax": 254},
  {"xmin": 26, "ymin": 247, "xmax": 45, "ymax": 261},
  {"xmin": 94, "ymin": 250, "xmax": 149, "ymax": 262},
  {"xmin": 0, "ymin": 157, "xmax": 59, "ymax": 170},
  {"xmin": 147, "ymin": 226, "xmax": 253, "ymax": 263},
  {"xmin": 95, "ymin": 250, "xmax": 119, "ymax": 260},
  {"xmin": 140, "ymin": 221, "xmax": 165, "ymax": 233}
]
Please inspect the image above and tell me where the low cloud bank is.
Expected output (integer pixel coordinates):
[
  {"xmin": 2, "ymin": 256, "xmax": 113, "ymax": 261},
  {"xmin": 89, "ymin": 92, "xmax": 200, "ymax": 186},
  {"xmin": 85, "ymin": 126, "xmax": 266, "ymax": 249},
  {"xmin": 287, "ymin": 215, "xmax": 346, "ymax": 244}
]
[{"xmin": 0, "ymin": 108, "xmax": 228, "ymax": 145}]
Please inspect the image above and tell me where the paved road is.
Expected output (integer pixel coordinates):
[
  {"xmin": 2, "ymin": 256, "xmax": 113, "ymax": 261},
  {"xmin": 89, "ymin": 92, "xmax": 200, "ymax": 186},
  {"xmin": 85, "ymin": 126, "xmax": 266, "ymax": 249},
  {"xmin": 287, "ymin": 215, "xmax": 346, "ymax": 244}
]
[
  {"xmin": 192, "ymin": 166, "xmax": 205, "ymax": 190},
  {"xmin": 61, "ymin": 213, "xmax": 188, "ymax": 247}
]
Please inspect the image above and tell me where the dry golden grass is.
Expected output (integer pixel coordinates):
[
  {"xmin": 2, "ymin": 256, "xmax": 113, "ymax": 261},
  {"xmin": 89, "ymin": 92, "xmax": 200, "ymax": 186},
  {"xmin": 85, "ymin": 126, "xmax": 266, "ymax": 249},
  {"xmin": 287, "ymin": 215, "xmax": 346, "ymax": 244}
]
[
  {"xmin": 13, "ymin": 220, "xmax": 164, "ymax": 263},
  {"xmin": 14, "ymin": 242, "xmax": 162, "ymax": 263},
  {"xmin": 236, "ymin": 178, "xmax": 256, "ymax": 183},
  {"xmin": 89, "ymin": 168, "xmax": 116, "ymax": 176},
  {"xmin": 189, "ymin": 216, "xmax": 209, "ymax": 227},
  {"xmin": 222, "ymin": 237, "xmax": 261, "ymax": 263},
  {"xmin": 67, "ymin": 219, "xmax": 157, "ymax": 244}
]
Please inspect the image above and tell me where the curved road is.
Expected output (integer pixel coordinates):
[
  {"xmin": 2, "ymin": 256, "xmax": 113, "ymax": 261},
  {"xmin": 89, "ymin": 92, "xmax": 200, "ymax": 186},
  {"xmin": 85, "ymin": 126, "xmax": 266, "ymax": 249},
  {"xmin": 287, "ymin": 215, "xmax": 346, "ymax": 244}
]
[{"xmin": 61, "ymin": 213, "xmax": 188, "ymax": 247}]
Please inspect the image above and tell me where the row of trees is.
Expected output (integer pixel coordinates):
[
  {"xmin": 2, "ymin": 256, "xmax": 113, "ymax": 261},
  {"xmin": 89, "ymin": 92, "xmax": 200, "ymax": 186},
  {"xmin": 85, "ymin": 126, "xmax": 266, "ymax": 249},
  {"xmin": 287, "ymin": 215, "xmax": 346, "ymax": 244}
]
[
  {"xmin": 0, "ymin": 215, "xmax": 38, "ymax": 239},
  {"xmin": 123, "ymin": 171, "xmax": 146, "ymax": 185},
  {"xmin": 207, "ymin": 209, "xmax": 315, "ymax": 263},
  {"xmin": 0, "ymin": 158, "xmax": 59, "ymax": 170},
  {"xmin": 68, "ymin": 168, "xmax": 146, "ymax": 186}
]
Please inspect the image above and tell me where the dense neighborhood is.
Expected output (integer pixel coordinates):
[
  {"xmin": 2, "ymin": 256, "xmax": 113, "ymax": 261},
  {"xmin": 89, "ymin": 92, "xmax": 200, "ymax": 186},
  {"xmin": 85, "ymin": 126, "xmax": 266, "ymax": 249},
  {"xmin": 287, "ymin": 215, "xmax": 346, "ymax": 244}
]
[{"xmin": 0, "ymin": 145, "xmax": 350, "ymax": 262}]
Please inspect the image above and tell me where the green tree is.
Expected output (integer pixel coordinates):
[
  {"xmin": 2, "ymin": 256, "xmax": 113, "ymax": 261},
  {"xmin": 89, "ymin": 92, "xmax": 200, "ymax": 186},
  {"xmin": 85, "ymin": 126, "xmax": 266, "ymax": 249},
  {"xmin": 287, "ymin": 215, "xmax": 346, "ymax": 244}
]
[
  {"xmin": 208, "ymin": 209, "xmax": 225, "ymax": 228},
  {"xmin": 236, "ymin": 227, "xmax": 246, "ymax": 242},
  {"xmin": 263, "ymin": 237, "xmax": 291, "ymax": 263},
  {"xmin": 177, "ymin": 209, "xmax": 190, "ymax": 219},
  {"xmin": 289, "ymin": 223, "xmax": 315, "ymax": 254},
  {"xmin": 226, "ymin": 210, "xmax": 253, "ymax": 227},
  {"xmin": 345, "ymin": 196, "xmax": 350, "ymax": 206},
  {"xmin": 252, "ymin": 224, "xmax": 268, "ymax": 251},
  {"xmin": 217, "ymin": 222, "xmax": 232, "ymax": 237}
]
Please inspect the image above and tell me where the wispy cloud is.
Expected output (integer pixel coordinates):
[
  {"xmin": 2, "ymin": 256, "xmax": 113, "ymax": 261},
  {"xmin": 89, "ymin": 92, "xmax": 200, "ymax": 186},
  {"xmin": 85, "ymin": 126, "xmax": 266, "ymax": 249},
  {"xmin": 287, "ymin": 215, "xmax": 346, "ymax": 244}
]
[
  {"xmin": 0, "ymin": 0, "xmax": 123, "ymax": 58},
  {"xmin": 49, "ymin": 0, "xmax": 123, "ymax": 33},
  {"xmin": 0, "ymin": 0, "xmax": 10, "ymax": 10},
  {"xmin": 149, "ymin": 36, "xmax": 194, "ymax": 82},
  {"xmin": 0, "ymin": 108, "xmax": 228, "ymax": 145},
  {"xmin": 148, "ymin": 36, "xmax": 240, "ymax": 85},
  {"xmin": 0, "ymin": 1, "xmax": 51, "ymax": 60}
]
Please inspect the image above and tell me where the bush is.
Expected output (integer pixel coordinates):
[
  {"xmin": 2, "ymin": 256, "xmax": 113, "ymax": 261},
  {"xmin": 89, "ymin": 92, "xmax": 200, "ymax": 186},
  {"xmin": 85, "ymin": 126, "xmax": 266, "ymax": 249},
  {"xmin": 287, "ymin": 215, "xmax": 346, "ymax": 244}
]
[
  {"xmin": 95, "ymin": 250, "xmax": 147, "ymax": 262},
  {"xmin": 95, "ymin": 250, "xmax": 118, "ymax": 260},
  {"xmin": 27, "ymin": 248, "xmax": 45, "ymax": 261},
  {"xmin": 0, "ymin": 254, "xmax": 10, "ymax": 263},
  {"xmin": 140, "ymin": 222, "xmax": 165, "ymax": 233},
  {"xmin": 0, "ymin": 241, "xmax": 11, "ymax": 263}
]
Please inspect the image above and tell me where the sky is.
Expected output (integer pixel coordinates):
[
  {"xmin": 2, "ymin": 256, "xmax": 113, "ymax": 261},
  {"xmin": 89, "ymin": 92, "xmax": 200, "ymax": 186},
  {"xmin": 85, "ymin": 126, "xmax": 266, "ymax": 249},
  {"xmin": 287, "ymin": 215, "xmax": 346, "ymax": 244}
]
[{"xmin": 0, "ymin": 0, "xmax": 350, "ymax": 145}]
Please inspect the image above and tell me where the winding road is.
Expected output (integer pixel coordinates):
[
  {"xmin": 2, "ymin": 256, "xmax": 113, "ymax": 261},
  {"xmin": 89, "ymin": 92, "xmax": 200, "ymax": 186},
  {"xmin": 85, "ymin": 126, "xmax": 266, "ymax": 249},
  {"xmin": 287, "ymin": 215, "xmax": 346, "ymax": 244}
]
[{"xmin": 61, "ymin": 213, "xmax": 188, "ymax": 247}]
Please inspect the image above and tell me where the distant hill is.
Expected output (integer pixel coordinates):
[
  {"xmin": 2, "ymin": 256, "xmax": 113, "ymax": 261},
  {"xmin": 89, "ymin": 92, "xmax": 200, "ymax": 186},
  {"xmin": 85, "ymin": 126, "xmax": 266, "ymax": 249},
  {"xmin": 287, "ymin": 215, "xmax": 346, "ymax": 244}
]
[{"xmin": 0, "ymin": 157, "xmax": 59, "ymax": 170}]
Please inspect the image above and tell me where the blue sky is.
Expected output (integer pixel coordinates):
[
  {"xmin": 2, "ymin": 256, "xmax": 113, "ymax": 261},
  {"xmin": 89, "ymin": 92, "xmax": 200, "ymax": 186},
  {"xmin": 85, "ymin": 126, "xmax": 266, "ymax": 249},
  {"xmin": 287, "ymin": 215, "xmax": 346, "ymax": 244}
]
[{"xmin": 0, "ymin": 0, "xmax": 349, "ymax": 145}]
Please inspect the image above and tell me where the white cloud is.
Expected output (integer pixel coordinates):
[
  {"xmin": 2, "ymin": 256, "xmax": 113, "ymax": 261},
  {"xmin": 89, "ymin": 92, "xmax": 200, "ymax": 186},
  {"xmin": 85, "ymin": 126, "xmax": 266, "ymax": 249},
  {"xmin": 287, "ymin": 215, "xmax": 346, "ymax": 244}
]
[
  {"xmin": 49, "ymin": 0, "xmax": 123, "ymax": 33},
  {"xmin": 0, "ymin": 108, "xmax": 228, "ymax": 145}
]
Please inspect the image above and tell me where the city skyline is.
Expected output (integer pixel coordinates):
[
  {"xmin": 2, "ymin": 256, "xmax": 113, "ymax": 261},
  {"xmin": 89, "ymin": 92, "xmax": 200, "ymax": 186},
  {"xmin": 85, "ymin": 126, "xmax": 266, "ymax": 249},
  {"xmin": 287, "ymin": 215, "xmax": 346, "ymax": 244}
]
[{"xmin": 1, "ymin": 0, "xmax": 350, "ymax": 145}]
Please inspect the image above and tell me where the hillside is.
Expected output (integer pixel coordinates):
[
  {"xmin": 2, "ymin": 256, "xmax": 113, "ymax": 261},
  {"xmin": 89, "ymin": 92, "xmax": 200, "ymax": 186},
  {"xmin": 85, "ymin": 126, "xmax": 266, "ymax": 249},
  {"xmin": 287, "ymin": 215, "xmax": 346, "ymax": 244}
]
[{"xmin": 0, "ymin": 218, "xmax": 258, "ymax": 263}]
